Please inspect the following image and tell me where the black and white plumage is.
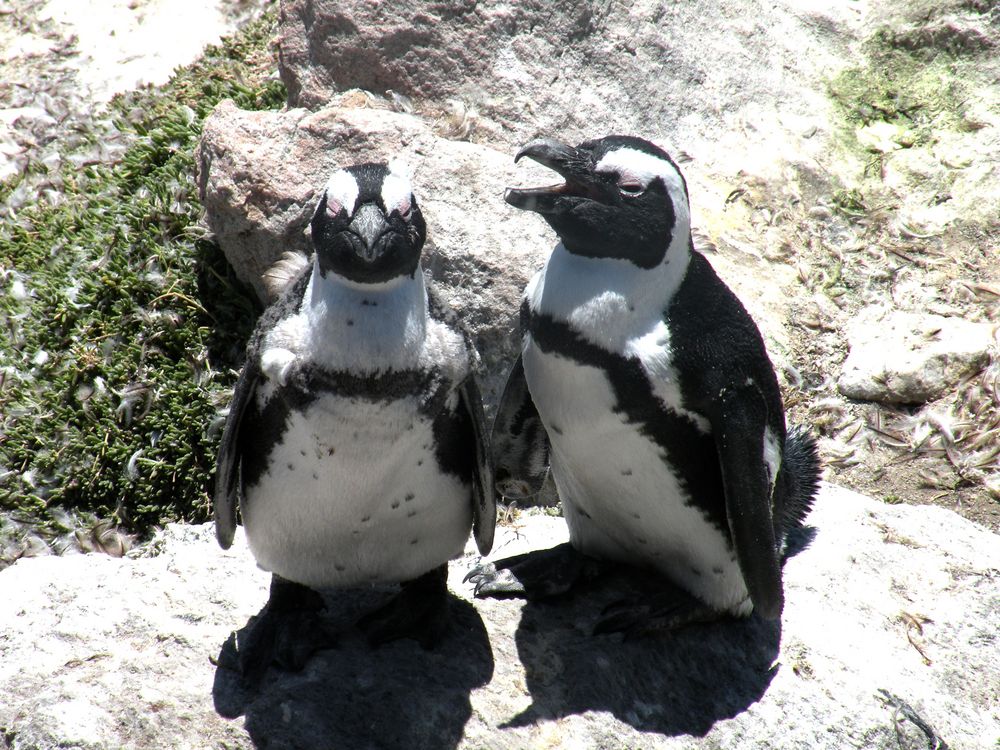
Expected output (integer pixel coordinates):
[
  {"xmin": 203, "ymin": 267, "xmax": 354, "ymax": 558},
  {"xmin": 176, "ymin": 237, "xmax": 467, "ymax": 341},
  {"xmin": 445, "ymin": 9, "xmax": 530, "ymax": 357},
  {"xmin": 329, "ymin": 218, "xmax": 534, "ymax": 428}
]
[
  {"xmin": 470, "ymin": 136, "xmax": 820, "ymax": 632},
  {"xmin": 215, "ymin": 160, "xmax": 495, "ymax": 674}
]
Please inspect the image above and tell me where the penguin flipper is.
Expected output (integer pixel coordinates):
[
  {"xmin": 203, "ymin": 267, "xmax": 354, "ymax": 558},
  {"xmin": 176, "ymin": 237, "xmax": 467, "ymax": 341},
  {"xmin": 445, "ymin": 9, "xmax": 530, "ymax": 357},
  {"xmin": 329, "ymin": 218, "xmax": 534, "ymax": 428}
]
[
  {"xmin": 214, "ymin": 363, "xmax": 259, "ymax": 550},
  {"xmin": 490, "ymin": 354, "xmax": 550, "ymax": 500},
  {"xmin": 710, "ymin": 383, "xmax": 783, "ymax": 619},
  {"xmin": 461, "ymin": 374, "xmax": 497, "ymax": 556}
]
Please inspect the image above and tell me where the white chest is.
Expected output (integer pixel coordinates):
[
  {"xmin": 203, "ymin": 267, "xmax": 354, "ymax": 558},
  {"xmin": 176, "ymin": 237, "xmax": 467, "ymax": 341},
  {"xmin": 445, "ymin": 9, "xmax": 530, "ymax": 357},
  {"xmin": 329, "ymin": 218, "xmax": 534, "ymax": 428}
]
[
  {"xmin": 243, "ymin": 268, "xmax": 473, "ymax": 588},
  {"xmin": 242, "ymin": 393, "xmax": 471, "ymax": 588},
  {"xmin": 521, "ymin": 246, "xmax": 750, "ymax": 613}
]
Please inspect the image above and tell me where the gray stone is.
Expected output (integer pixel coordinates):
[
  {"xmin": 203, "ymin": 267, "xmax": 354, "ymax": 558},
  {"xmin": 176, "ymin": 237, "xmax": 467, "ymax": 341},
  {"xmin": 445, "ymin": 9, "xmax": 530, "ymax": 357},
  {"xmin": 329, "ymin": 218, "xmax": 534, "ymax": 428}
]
[
  {"xmin": 195, "ymin": 97, "xmax": 798, "ymax": 415},
  {"xmin": 0, "ymin": 484, "xmax": 997, "ymax": 749},
  {"xmin": 275, "ymin": 0, "xmax": 851, "ymax": 153},
  {"xmin": 196, "ymin": 98, "xmax": 556, "ymax": 405},
  {"xmin": 838, "ymin": 306, "xmax": 996, "ymax": 404}
]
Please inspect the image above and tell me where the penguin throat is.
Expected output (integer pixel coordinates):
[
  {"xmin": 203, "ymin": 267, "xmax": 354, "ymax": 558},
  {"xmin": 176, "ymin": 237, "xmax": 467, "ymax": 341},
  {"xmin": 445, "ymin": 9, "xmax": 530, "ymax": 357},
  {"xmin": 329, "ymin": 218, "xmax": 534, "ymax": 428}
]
[{"xmin": 303, "ymin": 265, "xmax": 428, "ymax": 372}]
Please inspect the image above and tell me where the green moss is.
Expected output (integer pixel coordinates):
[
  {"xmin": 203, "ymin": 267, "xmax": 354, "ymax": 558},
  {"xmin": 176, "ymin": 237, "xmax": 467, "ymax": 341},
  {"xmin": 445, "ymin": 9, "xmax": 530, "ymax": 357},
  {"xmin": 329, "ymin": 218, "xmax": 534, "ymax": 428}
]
[
  {"xmin": 827, "ymin": 10, "xmax": 992, "ymax": 155},
  {"xmin": 0, "ymin": 12, "xmax": 281, "ymax": 533}
]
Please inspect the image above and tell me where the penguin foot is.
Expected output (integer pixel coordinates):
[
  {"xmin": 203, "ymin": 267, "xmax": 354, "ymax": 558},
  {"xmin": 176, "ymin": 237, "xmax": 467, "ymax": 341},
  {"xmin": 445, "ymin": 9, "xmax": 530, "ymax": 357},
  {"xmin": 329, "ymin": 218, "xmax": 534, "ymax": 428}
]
[
  {"xmin": 234, "ymin": 576, "xmax": 336, "ymax": 683},
  {"xmin": 357, "ymin": 564, "xmax": 449, "ymax": 649},
  {"xmin": 465, "ymin": 542, "xmax": 597, "ymax": 600},
  {"xmin": 593, "ymin": 588, "xmax": 725, "ymax": 639}
]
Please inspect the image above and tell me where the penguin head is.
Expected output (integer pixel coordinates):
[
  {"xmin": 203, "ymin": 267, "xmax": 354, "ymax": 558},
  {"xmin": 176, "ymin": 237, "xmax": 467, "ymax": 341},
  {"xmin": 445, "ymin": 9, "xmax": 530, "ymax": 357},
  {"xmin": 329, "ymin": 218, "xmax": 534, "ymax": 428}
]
[
  {"xmin": 310, "ymin": 160, "xmax": 426, "ymax": 284},
  {"xmin": 505, "ymin": 136, "xmax": 691, "ymax": 269}
]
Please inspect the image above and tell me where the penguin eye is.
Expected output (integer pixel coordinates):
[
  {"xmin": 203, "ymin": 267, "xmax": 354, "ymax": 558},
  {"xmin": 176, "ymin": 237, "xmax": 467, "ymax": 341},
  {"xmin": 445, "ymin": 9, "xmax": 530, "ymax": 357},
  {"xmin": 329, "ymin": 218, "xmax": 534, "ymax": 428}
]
[
  {"xmin": 396, "ymin": 195, "xmax": 413, "ymax": 219},
  {"xmin": 325, "ymin": 197, "xmax": 344, "ymax": 217},
  {"xmin": 618, "ymin": 180, "xmax": 645, "ymax": 196}
]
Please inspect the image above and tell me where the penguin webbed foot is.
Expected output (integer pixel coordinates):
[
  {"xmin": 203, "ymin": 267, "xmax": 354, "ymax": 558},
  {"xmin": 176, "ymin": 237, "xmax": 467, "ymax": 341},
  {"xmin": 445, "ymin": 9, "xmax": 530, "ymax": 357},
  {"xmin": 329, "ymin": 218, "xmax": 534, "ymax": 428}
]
[
  {"xmin": 465, "ymin": 542, "xmax": 597, "ymax": 600},
  {"xmin": 357, "ymin": 564, "xmax": 449, "ymax": 650},
  {"xmin": 594, "ymin": 587, "xmax": 726, "ymax": 639},
  {"xmin": 232, "ymin": 576, "xmax": 337, "ymax": 684}
]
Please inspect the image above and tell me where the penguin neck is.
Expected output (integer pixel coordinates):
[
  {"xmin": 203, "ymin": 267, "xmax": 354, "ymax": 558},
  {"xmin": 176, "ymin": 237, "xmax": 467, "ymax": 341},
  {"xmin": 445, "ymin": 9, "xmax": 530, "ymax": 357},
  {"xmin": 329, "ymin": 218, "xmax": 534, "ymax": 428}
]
[
  {"xmin": 303, "ymin": 262, "xmax": 428, "ymax": 373},
  {"xmin": 530, "ymin": 228, "xmax": 692, "ymax": 350}
]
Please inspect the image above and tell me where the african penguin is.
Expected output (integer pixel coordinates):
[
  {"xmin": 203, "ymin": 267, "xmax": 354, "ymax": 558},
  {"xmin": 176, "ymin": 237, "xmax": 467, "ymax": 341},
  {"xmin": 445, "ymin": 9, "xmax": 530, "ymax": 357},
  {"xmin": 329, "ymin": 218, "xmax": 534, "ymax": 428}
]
[
  {"xmin": 215, "ymin": 159, "xmax": 495, "ymax": 677},
  {"xmin": 468, "ymin": 136, "xmax": 820, "ymax": 635}
]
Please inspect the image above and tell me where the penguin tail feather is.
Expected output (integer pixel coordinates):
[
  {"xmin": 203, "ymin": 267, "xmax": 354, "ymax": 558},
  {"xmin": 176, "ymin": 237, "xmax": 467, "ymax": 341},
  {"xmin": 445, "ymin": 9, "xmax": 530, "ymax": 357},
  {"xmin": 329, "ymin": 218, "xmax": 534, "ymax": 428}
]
[{"xmin": 778, "ymin": 425, "xmax": 821, "ymax": 534}]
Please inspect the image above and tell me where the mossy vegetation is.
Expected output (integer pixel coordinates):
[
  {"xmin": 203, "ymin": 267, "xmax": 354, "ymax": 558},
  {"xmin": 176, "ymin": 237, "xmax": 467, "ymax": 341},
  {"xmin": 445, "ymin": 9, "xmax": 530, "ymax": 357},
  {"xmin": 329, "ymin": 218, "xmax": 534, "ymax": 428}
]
[
  {"xmin": 0, "ymin": 11, "xmax": 283, "ymax": 536},
  {"xmin": 827, "ymin": 9, "xmax": 991, "ymax": 153}
]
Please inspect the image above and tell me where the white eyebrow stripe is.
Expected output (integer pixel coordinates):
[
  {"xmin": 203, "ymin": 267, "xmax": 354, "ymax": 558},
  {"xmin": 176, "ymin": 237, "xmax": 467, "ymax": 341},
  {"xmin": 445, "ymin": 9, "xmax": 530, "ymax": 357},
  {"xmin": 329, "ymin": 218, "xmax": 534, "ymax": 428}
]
[
  {"xmin": 595, "ymin": 147, "xmax": 689, "ymax": 217},
  {"xmin": 381, "ymin": 160, "xmax": 413, "ymax": 215},
  {"xmin": 324, "ymin": 169, "xmax": 359, "ymax": 217},
  {"xmin": 595, "ymin": 148, "xmax": 683, "ymax": 193}
]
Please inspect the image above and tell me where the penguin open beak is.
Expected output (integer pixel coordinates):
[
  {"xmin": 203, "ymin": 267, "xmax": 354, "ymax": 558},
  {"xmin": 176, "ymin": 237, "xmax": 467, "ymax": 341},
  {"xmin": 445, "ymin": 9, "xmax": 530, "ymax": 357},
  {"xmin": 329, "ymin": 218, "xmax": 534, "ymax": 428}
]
[{"xmin": 505, "ymin": 138, "xmax": 606, "ymax": 213}]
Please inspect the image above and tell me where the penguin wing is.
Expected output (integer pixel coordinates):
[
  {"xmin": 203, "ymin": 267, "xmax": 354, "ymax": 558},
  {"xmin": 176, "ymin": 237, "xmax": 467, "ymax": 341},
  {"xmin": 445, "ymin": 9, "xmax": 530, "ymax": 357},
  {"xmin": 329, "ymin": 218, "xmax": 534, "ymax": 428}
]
[
  {"xmin": 460, "ymin": 374, "xmax": 496, "ymax": 555},
  {"xmin": 708, "ymin": 381, "xmax": 783, "ymax": 619},
  {"xmin": 490, "ymin": 354, "xmax": 551, "ymax": 500},
  {"xmin": 213, "ymin": 362, "xmax": 259, "ymax": 550}
]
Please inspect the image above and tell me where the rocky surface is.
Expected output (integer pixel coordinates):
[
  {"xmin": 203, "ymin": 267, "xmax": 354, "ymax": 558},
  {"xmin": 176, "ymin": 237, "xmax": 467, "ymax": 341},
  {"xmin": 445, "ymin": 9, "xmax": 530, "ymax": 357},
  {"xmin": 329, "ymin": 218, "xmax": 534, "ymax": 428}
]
[
  {"xmin": 1, "ymin": 484, "xmax": 998, "ymax": 750},
  {"xmin": 275, "ymin": 0, "xmax": 847, "ymax": 156},
  {"xmin": 839, "ymin": 307, "xmax": 997, "ymax": 404}
]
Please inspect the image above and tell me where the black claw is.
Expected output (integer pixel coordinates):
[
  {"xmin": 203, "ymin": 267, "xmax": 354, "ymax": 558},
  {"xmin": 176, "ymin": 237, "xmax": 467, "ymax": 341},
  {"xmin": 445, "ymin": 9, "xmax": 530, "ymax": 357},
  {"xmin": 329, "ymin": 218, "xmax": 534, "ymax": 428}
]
[
  {"xmin": 463, "ymin": 561, "xmax": 495, "ymax": 584},
  {"xmin": 466, "ymin": 543, "xmax": 596, "ymax": 601}
]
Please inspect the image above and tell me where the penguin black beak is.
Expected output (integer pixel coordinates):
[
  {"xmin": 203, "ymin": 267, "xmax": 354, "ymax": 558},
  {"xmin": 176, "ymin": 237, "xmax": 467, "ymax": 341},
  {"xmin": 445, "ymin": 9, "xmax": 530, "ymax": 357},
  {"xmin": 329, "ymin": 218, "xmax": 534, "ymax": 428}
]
[
  {"xmin": 505, "ymin": 138, "xmax": 605, "ymax": 213},
  {"xmin": 347, "ymin": 202, "xmax": 392, "ymax": 262}
]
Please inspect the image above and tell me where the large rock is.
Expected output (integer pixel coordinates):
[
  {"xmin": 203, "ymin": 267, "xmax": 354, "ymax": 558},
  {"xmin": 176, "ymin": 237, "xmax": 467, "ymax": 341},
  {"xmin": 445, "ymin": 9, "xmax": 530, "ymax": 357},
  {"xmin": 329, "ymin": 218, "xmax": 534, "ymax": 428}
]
[
  {"xmin": 1, "ymin": 484, "xmax": 998, "ymax": 749},
  {"xmin": 196, "ymin": 98, "xmax": 556, "ymax": 403},
  {"xmin": 196, "ymin": 98, "xmax": 800, "ymax": 408},
  {"xmin": 275, "ymin": 0, "xmax": 849, "ymax": 153},
  {"xmin": 838, "ymin": 306, "xmax": 996, "ymax": 404}
]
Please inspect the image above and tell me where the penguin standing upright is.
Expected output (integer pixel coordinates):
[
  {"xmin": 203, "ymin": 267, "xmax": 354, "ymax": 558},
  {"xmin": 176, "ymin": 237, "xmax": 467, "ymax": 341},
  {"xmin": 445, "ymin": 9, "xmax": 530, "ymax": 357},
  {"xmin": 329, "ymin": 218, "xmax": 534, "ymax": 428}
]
[
  {"xmin": 469, "ymin": 136, "xmax": 820, "ymax": 634},
  {"xmin": 215, "ymin": 160, "xmax": 495, "ymax": 676}
]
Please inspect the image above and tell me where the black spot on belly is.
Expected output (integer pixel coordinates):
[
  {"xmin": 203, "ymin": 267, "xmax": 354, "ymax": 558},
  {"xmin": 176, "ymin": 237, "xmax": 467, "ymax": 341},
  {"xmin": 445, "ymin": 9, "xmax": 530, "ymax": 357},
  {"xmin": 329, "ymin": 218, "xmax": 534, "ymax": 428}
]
[
  {"xmin": 410, "ymin": 538, "xmax": 418, "ymax": 545},
  {"xmin": 621, "ymin": 468, "xmax": 633, "ymax": 476},
  {"xmin": 636, "ymin": 537, "xmax": 648, "ymax": 545},
  {"xmin": 578, "ymin": 507, "xmax": 592, "ymax": 519},
  {"xmin": 361, "ymin": 515, "xmax": 371, "ymax": 523},
  {"xmin": 631, "ymin": 512, "xmax": 641, "ymax": 520},
  {"xmin": 690, "ymin": 566, "xmax": 703, "ymax": 577},
  {"xmin": 416, "ymin": 459, "xmax": 423, "ymax": 467},
  {"xmin": 312, "ymin": 472, "xmax": 319, "ymax": 480},
  {"xmin": 299, "ymin": 449, "xmax": 307, "ymax": 457},
  {"xmin": 407, "ymin": 510, "xmax": 417, "ymax": 518},
  {"xmin": 551, "ymin": 424, "xmax": 564, "ymax": 435},
  {"xmin": 391, "ymin": 500, "xmax": 400, "ymax": 509},
  {"xmin": 404, "ymin": 492, "xmax": 415, "ymax": 502},
  {"xmin": 335, "ymin": 564, "xmax": 346, "ymax": 572},
  {"xmin": 286, "ymin": 462, "xmax": 295, "ymax": 471},
  {"xmin": 712, "ymin": 567, "xmax": 724, "ymax": 576},
  {"xmin": 346, "ymin": 319, "xmax": 354, "ymax": 327}
]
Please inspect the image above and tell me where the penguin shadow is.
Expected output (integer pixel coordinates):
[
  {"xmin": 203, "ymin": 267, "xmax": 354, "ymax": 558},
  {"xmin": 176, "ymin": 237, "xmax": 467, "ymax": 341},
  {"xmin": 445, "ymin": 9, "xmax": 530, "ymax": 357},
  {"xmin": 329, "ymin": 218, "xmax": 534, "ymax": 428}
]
[
  {"xmin": 503, "ymin": 529, "xmax": 817, "ymax": 737},
  {"xmin": 212, "ymin": 586, "xmax": 494, "ymax": 750}
]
